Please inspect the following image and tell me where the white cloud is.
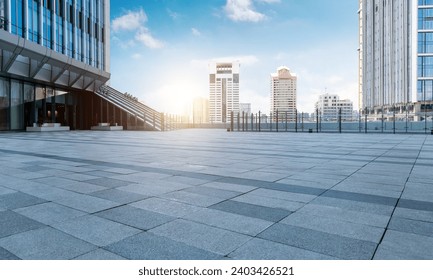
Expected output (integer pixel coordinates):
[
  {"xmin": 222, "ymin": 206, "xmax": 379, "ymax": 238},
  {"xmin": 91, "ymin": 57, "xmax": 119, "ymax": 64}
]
[
  {"xmin": 167, "ymin": 9, "xmax": 180, "ymax": 20},
  {"xmin": 257, "ymin": 0, "xmax": 281, "ymax": 3},
  {"xmin": 131, "ymin": 53, "xmax": 143, "ymax": 60},
  {"xmin": 191, "ymin": 28, "xmax": 201, "ymax": 36},
  {"xmin": 112, "ymin": 8, "xmax": 147, "ymax": 32},
  {"xmin": 135, "ymin": 27, "xmax": 164, "ymax": 49},
  {"xmin": 112, "ymin": 8, "xmax": 164, "ymax": 50},
  {"xmin": 224, "ymin": 0, "xmax": 266, "ymax": 22},
  {"xmin": 191, "ymin": 55, "xmax": 259, "ymax": 69}
]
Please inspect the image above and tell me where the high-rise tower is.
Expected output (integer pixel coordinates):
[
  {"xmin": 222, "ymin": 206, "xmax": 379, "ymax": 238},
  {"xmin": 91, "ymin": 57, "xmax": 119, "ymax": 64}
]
[
  {"xmin": 209, "ymin": 62, "xmax": 240, "ymax": 123},
  {"xmin": 270, "ymin": 66, "xmax": 297, "ymax": 121},
  {"xmin": 360, "ymin": 0, "xmax": 433, "ymax": 121}
]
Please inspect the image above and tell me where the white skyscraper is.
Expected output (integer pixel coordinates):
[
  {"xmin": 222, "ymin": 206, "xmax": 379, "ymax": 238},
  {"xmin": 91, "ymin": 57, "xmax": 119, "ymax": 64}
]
[
  {"xmin": 270, "ymin": 66, "xmax": 297, "ymax": 121},
  {"xmin": 209, "ymin": 62, "xmax": 240, "ymax": 123},
  {"xmin": 360, "ymin": 0, "xmax": 433, "ymax": 121}
]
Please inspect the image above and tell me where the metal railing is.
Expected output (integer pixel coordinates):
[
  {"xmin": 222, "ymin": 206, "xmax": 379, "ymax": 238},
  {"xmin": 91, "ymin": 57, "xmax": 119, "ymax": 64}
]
[
  {"xmin": 95, "ymin": 85, "xmax": 171, "ymax": 131},
  {"xmin": 227, "ymin": 110, "xmax": 433, "ymax": 135}
]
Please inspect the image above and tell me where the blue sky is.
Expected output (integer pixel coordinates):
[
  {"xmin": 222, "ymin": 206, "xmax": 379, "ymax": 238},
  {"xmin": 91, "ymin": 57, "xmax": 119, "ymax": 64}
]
[{"xmin": 109, "ymin": 0, "xmax": 359, "ymax": 115}]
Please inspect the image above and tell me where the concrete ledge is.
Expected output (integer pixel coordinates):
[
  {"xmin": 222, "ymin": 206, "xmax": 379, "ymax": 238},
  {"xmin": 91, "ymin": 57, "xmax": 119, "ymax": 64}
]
[
  {"xmin": 91, "ymin": 125, "xmax": 124, "ymax": 131},
  {"xmin": 26, "ymin": 126, "xmax": 70, "ymax": 132}
]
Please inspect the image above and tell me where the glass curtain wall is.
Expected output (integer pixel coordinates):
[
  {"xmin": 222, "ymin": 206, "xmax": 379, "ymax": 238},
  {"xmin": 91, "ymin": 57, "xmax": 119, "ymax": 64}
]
[
  {"xmin": 5, "ymin": 0, "xmax": 104, "ymax": 70},
  {"xmin": 0, "ymin": 78, "xmax": 10, "ymax": 130},
  {"xmin": 1, "ymin": 0, "xmax": 7, "ymax": 30},
  {"xmin": 10, "ymin": 80, "xmax": 24, "ymax": 130}
]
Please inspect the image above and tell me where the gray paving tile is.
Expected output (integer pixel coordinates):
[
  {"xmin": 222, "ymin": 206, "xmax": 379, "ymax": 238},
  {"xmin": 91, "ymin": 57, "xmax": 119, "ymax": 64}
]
[
  {"xmin": 201, "ymin": 182, "xmax": 257, "ymax": 193},
  {"xmin": 62, "ymin": 173, "xmax": 100, "ymax": 182},
  {"xmin": 311, "ymin": 196, "xmax": 395, "ymax": 216},
  {"xmin": 217, "ymin": 177, "xmax": 324, "ymax": 195},
  {"xmin": 258, "ymin": 223, "xmax": 377, "ymax": 260},
  {"xmin": 18, "ymin": 185, "xmax": 76, "ymax": 201},
  {"xmin": 15, "ymin": 202, "xmax": 86, "ymax": 225},
  {"xmin": 34, "ymin": 176, "xmax": 77, "ymax": 187},
  {"xmin": 84, "ymin": 177, "xmax": 132, "ymax": 188},
  {"xmin": 105, "ymin": 232, "xmax": 222, "ymax": 260},
  {"xmin": 388, "ymin": 217, "xmax": 433, "ymax": 237},
  {"xmin": 0, "ymin": 192, "xmax": 47, "ymax": 210},
  {"xmin": 55, "ymin": 181, "xmax": 108, "ymax": 194},
  {"xmin": 81, "ymin": 170, "xmax": 120, "ymax": 178},
  {"xmin": 0, "ymin": 246, "xmax": 20, "ymax": 260},
  {"xmin": 117, "ymin": 181, "xmax": 189, "ymax": 196},
  {"xmin": 398, "ymin": 199, "xmax": 433, "ymax": 212},
  {"xmin": 160, "ymin": 191, "xmax": 225, "ymax": 207},
  {"xmin": 295, "ymin": 204, "xmax": 390, "ymax": 227},
  {"xmin": 103, "ymin": 168, "xmax": 138, "ymax": 175},
  {"xmin": 52, "ymin": 215, "xmax": 141, "ymax": 246},
  {"xmin": 210, "ymin": 200, "xmax": 291, "ymax": 222},
  {"xmin": 229, "ymin": 238, "xmax": 337, "ymax": 260},
  {"xmin": 322, "ymin": 190, "xmax": 398, "ymax": 206},
  {"xmin": 393, "ymin": 207, "xmax": 433, "ymax": 223},
  {"xmin": 55, "ymin": 193, "xmax": 120, "ymax": 213},
  {"xmin": 150, "ymin": 219, "xmax": 251, "ymax": 255},
  {"xmin": 73, "ymin": 248, "xmax": 127, "ymax": 260},
  {"xmin": 96, "ymin": 205, "xmax": 175, "ymax": 230},
  {"xmin": 89, "ymin": 189, "xmax": 148, "ymax": 204},
  {"xmin": 185, "ymin": 208, "xmax": 273, "ymax": 236},
  {"xmin": 0, "ymin": 186, "xmax": 16, "ymax": 195},
  {"xmin": 183, "ymin": 186, "xmax": 242, "ymax": 199},
  {"xmin": 163, "ymin": 175, "xmax": 211, "ymax": 186},
  {"xmin": 249, "ymin": 188, "xmax": 317, "ymax": 203},
  {"xmin": 111, "ymin": 172, "xmax": 173, "ymax": 183},
  {"xmin": 281, "ymin": 212, "xmax": 385, "ymax": 243},
  {"xmin": 0, "ymin": 227, "xmax": 96, "ymax": 260},
  {"xmin": 130, "ymin": 197, "xmax": 203, "ymax": 218},
  {"xmin": 374, "ymin": 230, "xmax": 433, "ymax": 260},
  {"xmin": 332, "ymin": 184, "xmax": 402, "ymax": 198},
  {"xmin": 232, "ymin": 193, "xmax": 305, "ymax": 212}
]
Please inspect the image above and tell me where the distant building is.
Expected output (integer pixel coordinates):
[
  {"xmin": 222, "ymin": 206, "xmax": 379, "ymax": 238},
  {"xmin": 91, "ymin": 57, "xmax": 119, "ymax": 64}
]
[
  {"xmin": 209, "ymin": 62, "xmax": 240, "ymax": 123},
  {"xmin": 315, "ymin": 94, "xmax": 354, "ymax": 121},
  {"xmin": 193, "ymin": 97, "xmax": 209, "ymax": 124},
  {"xmin": 270, "ymin": 66, "xmax": 297, "ymax": 121},
  {"xmin": 240, "ymin": 103, "xmax": 251, "ymax": 116}
]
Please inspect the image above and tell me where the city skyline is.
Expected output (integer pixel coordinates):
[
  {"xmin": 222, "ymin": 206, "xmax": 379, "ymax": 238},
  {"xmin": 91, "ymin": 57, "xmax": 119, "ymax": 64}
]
[{"xmin": 109, "ymin": 0, "xmax": 359, "ymax": 115}]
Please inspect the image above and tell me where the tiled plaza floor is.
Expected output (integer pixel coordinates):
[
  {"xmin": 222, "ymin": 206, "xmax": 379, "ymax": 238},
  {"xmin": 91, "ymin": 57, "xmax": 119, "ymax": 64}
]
[{"xmin": 0, "ymin": 129, "xmax": 432, "ymax": 260}]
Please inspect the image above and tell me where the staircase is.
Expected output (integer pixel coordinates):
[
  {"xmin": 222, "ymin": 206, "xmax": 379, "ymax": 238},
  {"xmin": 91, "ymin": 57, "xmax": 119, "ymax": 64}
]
[{"xmin": 95, "ymin": 85, "xmax": 166, "ymax": 131}]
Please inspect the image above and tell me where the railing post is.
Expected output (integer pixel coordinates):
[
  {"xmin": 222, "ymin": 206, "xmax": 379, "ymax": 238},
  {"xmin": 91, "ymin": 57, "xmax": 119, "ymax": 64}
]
[
  {"xmin": 258, "ymin": 111, "xmax": 261, "ymax": 132},
  {"xmin": 393, "ymin": 106, "xmax": 396, "ymax": 134},
  {"xmin": 276, "ymin": 110, "xmax": 279, "ymax": 132},
  {"xmin": 230, "ymin": 111, "xmax": 234, "ymax": 132},
  {"xmin": 302, "ymin": 112, "xmax": 304, "ymax": 132},
  {"xmin": 251, "ymin": 113, "xmax": 253, "ymax": 131},
  {"xmin": 143, "ymin": 111, "xmax": 146, "ymax": 130},
  {"xmin": 295, "ymin": 110, "xmax": 298, "ymax": 133},
  {"xmin": 237, "ymin": 112, "xmax": 240, "ymax": 131},
  {"xmin": 242, "ymin": 111, "xmax": 245, "ymax": 132},
  {"xmin": 285, "ymin": 111, "xmax": 288, "ymax": 132},
  {"xmin": 365, "ymin": 107, "xmax": 368, "ymax": 134},
  {"xmin": 270, "ymin": 113, "xmax": 273, "ymax": 132},
  {"xmin": 338, "ymin": 108, "xmax": 342, "ymax": 133},
  {"xmin": 245, "ymin": 112, "xmax": 248, "ymax": 131},
  {"xmin": 160, "ymin": 112, "xmax": 165, "ymax": 131},
  {"xmin": 316, "ymin": 108, "xmax": 319, "ymax": 133}
]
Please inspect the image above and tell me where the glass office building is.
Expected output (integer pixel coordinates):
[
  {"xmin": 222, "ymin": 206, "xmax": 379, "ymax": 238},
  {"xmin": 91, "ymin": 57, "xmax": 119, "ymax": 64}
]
[
  {"xmin": 0, "ymin": 0, "xmax": 111, "ymax": 130},
  {"xmin": 359, "ymin": 0, "xmax": 433, "ymax": 121}
]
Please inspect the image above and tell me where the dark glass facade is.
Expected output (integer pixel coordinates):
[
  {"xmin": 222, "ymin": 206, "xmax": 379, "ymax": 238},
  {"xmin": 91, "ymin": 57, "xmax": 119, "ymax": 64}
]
[{"xmin": 0, "ymin": 0, "xmax": 110, "ymax": 131}]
